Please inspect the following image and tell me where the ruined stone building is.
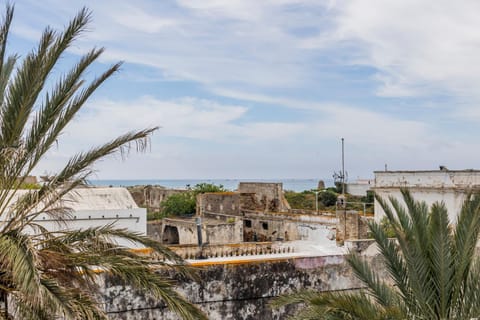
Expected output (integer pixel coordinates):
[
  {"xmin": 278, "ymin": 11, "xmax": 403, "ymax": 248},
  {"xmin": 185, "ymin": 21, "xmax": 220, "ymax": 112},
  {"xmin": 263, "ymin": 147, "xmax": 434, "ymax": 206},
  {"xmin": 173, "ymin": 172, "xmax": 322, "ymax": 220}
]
[
  {"xmin": 147, "ymin": 182, "xmax": 342, "ymax": 247},
  {"xmin": 107, "ymin": 182, "xmax": 376, "ymax": 320},
  {"xmin": 101, "ymin": 181, "xmax": 376, "ymax": 319},
  {"xmin": 128, "ymin": 185, "xmax": 186, "ymax": 213}
]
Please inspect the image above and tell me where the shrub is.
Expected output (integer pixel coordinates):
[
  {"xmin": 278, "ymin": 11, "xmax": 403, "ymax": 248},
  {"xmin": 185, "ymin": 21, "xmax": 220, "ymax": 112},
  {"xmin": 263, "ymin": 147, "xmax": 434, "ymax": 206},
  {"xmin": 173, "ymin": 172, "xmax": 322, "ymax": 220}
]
[
  {"xmin": 320, "ymin": 190, "xmax": 338, "ymax": 207},
  {"xmin": 161, "ymin": 193, "xmax": 196, "ymax": 216}
]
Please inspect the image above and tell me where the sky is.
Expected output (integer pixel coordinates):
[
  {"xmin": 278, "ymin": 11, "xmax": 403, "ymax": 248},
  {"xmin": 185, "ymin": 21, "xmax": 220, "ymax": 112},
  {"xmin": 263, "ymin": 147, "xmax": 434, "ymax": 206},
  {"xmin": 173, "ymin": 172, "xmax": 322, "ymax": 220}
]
[{"xmin": 7, "ymin": 0, "xmax": 480, "ymax": 180}]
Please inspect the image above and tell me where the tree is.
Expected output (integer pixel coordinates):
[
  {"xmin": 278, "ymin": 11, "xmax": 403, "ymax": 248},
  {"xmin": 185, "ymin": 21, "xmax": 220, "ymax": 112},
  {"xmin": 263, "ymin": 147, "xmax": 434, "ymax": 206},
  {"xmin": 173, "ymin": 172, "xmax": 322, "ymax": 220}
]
[
  {"xmin": 162, "ymin": 192, "xmax": 196, "ymax": 216},
  {"xmin": 191, "ymin": 183, "xmax": 227, "ymax": 195},
  {"xmin": 319, "ymin": 190, "xmax": 337, "ymax": 207},
  {"xmin": 0, "ymin": 6, "xmax": 206, "ymax": 320},
  {"xmin": 157, "ymin": 183, "xmax": 227, "ymax": 218},
  {"xmin": 273, "ymin": 189, "xmax": 480, "ymax": 319}
]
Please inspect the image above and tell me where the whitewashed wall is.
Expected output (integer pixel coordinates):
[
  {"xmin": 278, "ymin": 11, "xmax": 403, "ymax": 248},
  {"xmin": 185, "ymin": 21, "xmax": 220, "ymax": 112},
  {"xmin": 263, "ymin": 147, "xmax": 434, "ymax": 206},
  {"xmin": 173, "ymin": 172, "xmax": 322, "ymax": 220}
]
[
  {"xmin": 374, "ymin": 171, "xmax": 480, "ymax": 222},
  {"xmin": 3, "ymin": 187, "xmax": 147, "ymax": 248}
]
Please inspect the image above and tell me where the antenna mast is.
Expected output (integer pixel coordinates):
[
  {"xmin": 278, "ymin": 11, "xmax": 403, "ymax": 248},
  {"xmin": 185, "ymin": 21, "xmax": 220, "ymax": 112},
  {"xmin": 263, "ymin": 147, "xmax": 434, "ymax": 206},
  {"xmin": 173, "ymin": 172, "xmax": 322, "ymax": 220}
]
[{"xmin": 341, "ymin": 138, "xmax": 345, "ymax": 196}]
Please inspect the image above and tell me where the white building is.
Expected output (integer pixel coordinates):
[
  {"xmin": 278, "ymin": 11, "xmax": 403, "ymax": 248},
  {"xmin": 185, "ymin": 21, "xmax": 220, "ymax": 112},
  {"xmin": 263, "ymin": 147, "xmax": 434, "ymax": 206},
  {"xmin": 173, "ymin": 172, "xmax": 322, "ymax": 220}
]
[
  {"xmin": 4, "ymin": 187, "xmax": 146, "ymax": 247},
  {"xmin": 346, "ymin": 179, "xmax": 373, "ymax": 197},
  {"xmin": 373, "ymin": 170, "xmax": 480, "ymax": 223}
]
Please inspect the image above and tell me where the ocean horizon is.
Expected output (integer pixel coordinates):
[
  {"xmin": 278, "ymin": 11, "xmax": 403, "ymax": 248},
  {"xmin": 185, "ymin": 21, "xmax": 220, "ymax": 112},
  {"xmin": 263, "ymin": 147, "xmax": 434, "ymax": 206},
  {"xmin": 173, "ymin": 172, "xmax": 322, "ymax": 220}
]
[{"xmin": 88, "ymin": 178, "xmax": 335, "ymax": 192}]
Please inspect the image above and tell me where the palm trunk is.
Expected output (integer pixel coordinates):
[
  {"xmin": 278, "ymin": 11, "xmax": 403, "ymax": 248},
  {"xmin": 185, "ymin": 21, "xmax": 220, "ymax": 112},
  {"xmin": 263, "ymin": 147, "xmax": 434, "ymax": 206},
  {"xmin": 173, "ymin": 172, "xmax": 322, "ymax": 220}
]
[{"xmin": 0, "ymin": 289, "xmax": 8, "ymax": 320}]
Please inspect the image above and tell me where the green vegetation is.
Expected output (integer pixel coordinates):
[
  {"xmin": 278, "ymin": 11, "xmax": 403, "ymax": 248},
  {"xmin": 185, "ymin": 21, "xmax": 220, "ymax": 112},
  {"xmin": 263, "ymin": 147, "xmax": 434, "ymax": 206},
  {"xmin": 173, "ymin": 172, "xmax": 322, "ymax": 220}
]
[
  {"xmin": 162, "ymin": 192, "xmax": 196, "ymax": 216},
  {"xmin": 320, "ymin": 190, "xmax": 338, "ymax": 207},
  {"xmin": 274, "ymin": 190, "xmax": 480, "ymax": 319},
  {"xmin": 190, "ymin": 182, "xmax": 227, "ymax": 195},
  {"xmin": 284, "ymin": 188, "xmax": 370, "ymax": 212},
  {"xmin": 379, "ymin": 216, "xmax": 396, "ymax": 238},
  {"xmin": 284, "ymin": 190, "xmax": 317, "ymax": 210},
  {"xmin": 0, "ymin": 6, "xmax": 205, "ymax": 320},
  {"xmin": 16, "ymin": 182, "xmax": 41, "ymax": 189}
]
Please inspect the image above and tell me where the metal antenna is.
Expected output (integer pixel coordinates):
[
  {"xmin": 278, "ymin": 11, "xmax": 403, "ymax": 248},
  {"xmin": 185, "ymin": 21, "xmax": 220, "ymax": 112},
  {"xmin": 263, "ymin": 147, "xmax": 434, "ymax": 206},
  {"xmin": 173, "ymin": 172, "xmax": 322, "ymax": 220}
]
[{"xmin": 341, "ymin": 138, "xmax": 345, "ymax": 196}]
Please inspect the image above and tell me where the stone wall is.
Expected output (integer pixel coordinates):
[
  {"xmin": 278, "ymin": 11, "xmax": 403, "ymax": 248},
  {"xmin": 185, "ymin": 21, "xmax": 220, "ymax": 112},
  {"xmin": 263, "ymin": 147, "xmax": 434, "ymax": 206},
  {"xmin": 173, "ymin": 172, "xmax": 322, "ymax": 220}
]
[
  {"xmin": 238, "ymin": 182, "xmax": 290, "ymax": 212},
  {"xmin": 147, "ymin": 218, "xmax": 243, "ymax": 245},
  {"xmin": 102, "ymin": 253, "xmax": 385, "ymax": 320},
  {"xmin": 146, "ymin": 220, "xmax": 163, "ymax": 241},
  {"xmin": 197, "ymin": 192, "xmax": 241, "ymax": 216},
  {"xmin": 243, "ymin": 211, "xmax": 336, "ymax": 242},
  {"xmin": 128, "ymin": 186, "xmax": 186, "ymax": 213},
  {"xmin": 206, "ymin": 220, "xmax": 243, "ymax": 244},
  {"xmin": 336, "ymin": 210, "xmax": 372, "ymax": 245}
]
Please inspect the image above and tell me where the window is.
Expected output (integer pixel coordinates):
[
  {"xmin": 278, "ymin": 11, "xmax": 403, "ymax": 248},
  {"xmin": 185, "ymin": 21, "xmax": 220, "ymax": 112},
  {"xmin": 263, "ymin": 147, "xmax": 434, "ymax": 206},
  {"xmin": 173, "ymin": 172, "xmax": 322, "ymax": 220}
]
[
  {"xmin": 262, "ymin": 222, "xmax": 268, "ymax": 230},
  {"xmin": 244, "ymin": 219, "xmax": 252, "ymax": 228}
]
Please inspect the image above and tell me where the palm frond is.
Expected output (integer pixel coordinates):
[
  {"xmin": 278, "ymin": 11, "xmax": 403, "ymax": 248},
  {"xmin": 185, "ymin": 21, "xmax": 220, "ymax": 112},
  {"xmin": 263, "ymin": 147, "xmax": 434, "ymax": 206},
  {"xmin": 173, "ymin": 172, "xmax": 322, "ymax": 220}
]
[
  {"xmin": 278, "ymin": 190, "xmax": 480, "ymax": 319},
  {"xmin": 0, "ymin": 4, "xmax": 205, "ymax": 319}
]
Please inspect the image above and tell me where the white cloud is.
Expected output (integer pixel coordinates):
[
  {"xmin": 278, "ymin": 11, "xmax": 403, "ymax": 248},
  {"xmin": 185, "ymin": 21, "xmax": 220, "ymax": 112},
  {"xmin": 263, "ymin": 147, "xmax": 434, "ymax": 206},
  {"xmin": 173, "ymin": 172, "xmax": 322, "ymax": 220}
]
[
  {"xmin": 329, "ymin": 0, "xmax": 480, "ymax": 98},
  {"xmin": 12, "ymin": 1, "xmax": 480, "ymax": 179},
  {"xmin": 13, "ymin": 0, "xmax": 480, "ymax": 102}
]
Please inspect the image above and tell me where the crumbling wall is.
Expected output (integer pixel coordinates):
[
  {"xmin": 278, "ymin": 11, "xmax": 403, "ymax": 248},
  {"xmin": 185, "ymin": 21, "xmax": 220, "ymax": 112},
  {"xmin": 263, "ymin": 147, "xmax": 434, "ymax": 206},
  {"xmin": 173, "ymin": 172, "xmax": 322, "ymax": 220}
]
[
  {"xmin": 206, "ymin": 221, "xmax": 242, "ymax": 244},
  {"xmin": 242, "ymin": 211, "xmax": 336, "ymax": 242},
  {"xmin": 336, "ymin": 210, "xmax": 372, "ymax": 245},
  {"xmin": 196, "ymin": 192, "xmax": 241, "ymax": 216},
  {"xmin": 128, "ymin": 186, "xmax": 185, "ymax": 213},
  {"xmin": 160, "ymin": 219, "xmax": 198, "ymax": 245},
  {"xmin": 146, "ymin": 221, "xmax": 163, "ymax": 242},
  {"xmin": 102, "ymin": 253, "xmax": 387, "ymax": 320},
  {"xmin": 238, "ymin": 182, "xmax": 290, "ymax": 212},
  {"xmin": 243, "ymin": 217, "xmax": 298, "ymax": 242},
  {"xmin": 151, "ymin": 218, "xmax": 242, "ymax": 246}
]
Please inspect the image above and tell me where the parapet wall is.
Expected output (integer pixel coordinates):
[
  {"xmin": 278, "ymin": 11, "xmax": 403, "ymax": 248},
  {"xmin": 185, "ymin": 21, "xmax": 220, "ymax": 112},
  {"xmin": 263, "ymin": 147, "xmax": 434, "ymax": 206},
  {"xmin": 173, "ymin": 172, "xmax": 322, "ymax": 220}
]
[
  {"xmin": 238, "ymin": 182, "xmax": 291, "ymax": 212},
  {"xmin": 128, "ymin": 186, "xmax": 186, "ymax": 213},
  {"xmin": 102, "ymin": 252, "xmax": 385, "ymax": 320},
  {"xmin": 168, "ymin": 242, "xmax": 295, "ymax": 260},
  {"xmin": 336, "ymin": 210, "xmax": 371, "ymax": 245}
]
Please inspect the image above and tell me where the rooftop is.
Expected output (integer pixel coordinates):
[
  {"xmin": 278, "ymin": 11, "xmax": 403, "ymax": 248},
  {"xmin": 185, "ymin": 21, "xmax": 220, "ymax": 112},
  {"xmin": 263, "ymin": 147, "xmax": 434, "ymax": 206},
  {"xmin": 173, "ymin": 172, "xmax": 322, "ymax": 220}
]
[{"xmin": 4, "ymin": 187, "xmax": 139, "ymax": 212}]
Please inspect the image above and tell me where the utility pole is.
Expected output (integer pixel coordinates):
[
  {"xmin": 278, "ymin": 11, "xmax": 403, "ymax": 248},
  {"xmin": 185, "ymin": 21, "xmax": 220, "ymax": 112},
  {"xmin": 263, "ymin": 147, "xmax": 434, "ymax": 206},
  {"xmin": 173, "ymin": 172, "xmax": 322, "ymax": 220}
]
[{"xmin": 341, "ymin": 137, "xmax": 345, "ymax": 196}]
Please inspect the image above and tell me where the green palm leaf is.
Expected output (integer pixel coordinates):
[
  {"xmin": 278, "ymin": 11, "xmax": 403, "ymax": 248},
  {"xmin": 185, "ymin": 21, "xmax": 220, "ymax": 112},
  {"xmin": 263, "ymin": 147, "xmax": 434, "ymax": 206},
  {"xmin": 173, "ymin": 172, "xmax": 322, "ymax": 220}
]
[
  {"xmin": 274, "ymin": 189, "xmax": 480, "ymax": 319},
  {"xmin": 0, "ymin": 5, "xmax": 206, "ymax": 320}
]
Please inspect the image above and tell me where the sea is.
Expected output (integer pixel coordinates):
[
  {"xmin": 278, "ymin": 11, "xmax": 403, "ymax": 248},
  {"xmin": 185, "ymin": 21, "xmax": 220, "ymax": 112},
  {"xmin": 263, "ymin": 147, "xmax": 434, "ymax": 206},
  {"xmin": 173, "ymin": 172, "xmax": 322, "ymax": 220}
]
[{"xmin": 88, "ymin": 179, "xmax": 335, "ymax": 193}]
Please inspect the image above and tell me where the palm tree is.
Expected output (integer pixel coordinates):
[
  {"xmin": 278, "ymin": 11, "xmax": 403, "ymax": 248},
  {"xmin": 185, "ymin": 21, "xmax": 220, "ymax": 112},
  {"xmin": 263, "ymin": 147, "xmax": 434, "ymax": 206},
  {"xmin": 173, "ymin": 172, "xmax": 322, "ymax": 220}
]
[
  {"xmin": 273, "ymin": 189, "xmax": 480, "ymax": 319},
  {"xmin": 0, "ymin": 5, "xmax": 206, "ymax": 320}
]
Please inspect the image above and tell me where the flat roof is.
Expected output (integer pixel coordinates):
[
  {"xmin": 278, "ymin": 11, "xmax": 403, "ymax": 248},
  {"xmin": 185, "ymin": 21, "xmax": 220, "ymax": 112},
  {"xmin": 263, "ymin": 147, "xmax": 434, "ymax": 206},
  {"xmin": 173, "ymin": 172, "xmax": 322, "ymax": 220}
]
[
  {"xmin": 374, "ymin": 169, "xmax": 480, "ymax": 173},
  {"xmin": 5, "ymin": 187, "xmax": 139, "ymax": 211}
]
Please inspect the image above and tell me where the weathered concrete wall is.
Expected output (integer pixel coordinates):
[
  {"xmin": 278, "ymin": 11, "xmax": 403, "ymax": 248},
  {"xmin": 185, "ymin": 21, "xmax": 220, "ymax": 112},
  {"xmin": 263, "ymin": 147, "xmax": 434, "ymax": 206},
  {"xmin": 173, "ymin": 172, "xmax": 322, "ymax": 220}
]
[
  {"xmin": 373, "ymin": 170, "xmax": 480, "ymax": 222},
  {"xmin": 243, "ymin": 211, "xmax": 336, "ymax": 242},
  {"xmin": 336, "ymin": 210, "xmax": 371, "ymax": 245},
  {"xmin": 197, "ymin": 192, "xmax": 241, "ymax": 216},
  {"xmin": 238, "ymin": 182, "xmax": 290, "ymax": 212},
  {"xmin": 161, "ymin": 218, "xmax": 198, "ymax": 245},
  {"xmin": 147, "ymin": 220, "xmax": 163, "ymax": 242},
  {"xmin": 148, "ymin": 217, "xmax": 242, "ymax": 245},
  {"xmin": 206, "ymin": 220, "xmax": 242, "ymax": 244},
  {"xmin": 102, "ymin": 253, "xmax": 384, "ymax": 320},
  {"xmin": 242, "ymin": 212, "xmax": 297, "ymax": 242},
  {"xmin": 197, "ymin": 192, "xmax": 262, "ymax": 216},
  {"xmin": 128, "ymin": 185, "xmax": 186, "ymax": 213},
  {"xmin": 168, "ymin": 242, "xmax": 295, "ymax": 260},
  {"xmin": 346, "ymin": 181, "xmax": 372, "ymax": 196}
]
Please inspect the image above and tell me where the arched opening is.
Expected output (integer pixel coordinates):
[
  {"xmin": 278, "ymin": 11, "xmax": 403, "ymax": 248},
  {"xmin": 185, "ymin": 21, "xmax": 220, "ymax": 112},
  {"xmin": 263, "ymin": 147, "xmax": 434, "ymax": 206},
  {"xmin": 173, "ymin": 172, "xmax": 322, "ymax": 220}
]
[{"xmin": 163, "ymin": 225, "xmax": 179, "ymax": 244}]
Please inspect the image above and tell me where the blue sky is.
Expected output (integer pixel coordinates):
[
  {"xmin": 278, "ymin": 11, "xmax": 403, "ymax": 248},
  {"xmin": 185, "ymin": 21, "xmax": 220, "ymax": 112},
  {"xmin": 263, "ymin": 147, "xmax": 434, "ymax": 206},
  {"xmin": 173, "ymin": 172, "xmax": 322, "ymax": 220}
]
[{"xmin": 8, "ymin": 0, "xmax": 480, "ymax": 179}]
